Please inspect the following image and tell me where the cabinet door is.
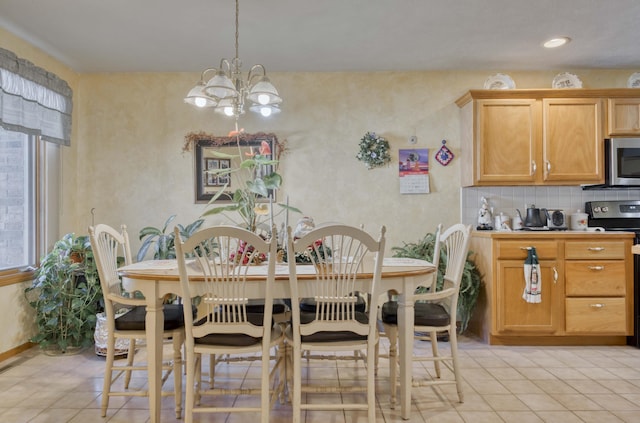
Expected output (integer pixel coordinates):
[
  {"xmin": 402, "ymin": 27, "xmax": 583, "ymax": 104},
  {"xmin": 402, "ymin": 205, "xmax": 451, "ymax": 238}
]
[
  {"xmin": 607, "ymin": 98, "xmax": 640, "ymax": 136},
  {"xmin": 476, "ymin": 99, "xmax": 540, "ymax": 183},
  {"xmin": 495, "ymin": 259, "xmax": 562, "ymax": 334},
  {"xmin": 542, "ymin": 98, "xmax": 603, "ymax": 183}
]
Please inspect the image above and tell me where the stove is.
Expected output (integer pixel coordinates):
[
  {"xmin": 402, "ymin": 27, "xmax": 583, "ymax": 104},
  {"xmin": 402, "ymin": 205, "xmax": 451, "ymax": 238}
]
[{"xmin": 585, "ymin": 200, "xmax": 640, "ymax": 348}]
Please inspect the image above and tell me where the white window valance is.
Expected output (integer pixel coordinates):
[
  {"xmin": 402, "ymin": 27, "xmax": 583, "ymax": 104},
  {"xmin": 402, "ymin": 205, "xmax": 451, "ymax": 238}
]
[{"xmin": 0, "ymin": 47, "xmax": 72, "ymax": 146}]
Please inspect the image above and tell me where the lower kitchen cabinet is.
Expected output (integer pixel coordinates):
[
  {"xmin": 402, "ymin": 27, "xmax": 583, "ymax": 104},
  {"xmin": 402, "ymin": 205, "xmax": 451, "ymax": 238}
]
[
  {"xmin": 468, "ymin": 231, "xmax": 634, "ymax": 345},
  {"xmin": 496, "ymin": 258, "xmax": 561, "ymax": 334}
]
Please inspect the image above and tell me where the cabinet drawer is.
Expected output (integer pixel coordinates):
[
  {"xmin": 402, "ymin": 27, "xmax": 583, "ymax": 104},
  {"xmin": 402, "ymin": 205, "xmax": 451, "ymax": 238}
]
[
  {"xmin": 565, "ymin": 261, "xmax": 626, "ymax": 296},
  {"xmin": 495, "ymin": 241, "xmax": 557, "ymax": 260},
  {"xmin": 565, "ymin": 297, "xmax": 626, "ymax": 334},
  {"xmin": 565, "ymin": 241, "xmax": 625, "ymax": 260}
]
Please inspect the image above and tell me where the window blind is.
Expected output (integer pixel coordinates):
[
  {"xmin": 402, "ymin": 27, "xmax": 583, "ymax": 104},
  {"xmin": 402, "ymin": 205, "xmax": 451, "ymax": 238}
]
[{"xmin": 0, "ymin": 47, "xmax": 72, "ymax": 146}]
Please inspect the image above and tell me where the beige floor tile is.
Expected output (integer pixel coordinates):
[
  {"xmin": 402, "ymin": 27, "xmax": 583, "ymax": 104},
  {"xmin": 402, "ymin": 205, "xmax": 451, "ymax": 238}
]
[
  {"xmin": 587, "ymin": 393, "xmax": 640, "ymax": 411},
  {"xmin": 497, "ymin": 411, "xmax": 544, "ymax": 423},
  {"xmin": 514, "ymin": 393, "xmax": 566, "ymax": 411},
  {"xmin": 0, "ymin": 338, "xmax": 638, "ymax": 423},
  {"xmin": 573, "ymin": 410, "xmax": 625, "ymax": 423},
  {"xmin": 535, "ymin": 410, "xmax": 584, "ymax": 423},
  {"xmin": 552, "ymin": 393, "xmax": 603, "ymax": 410},
  {"xmin": 458, "ymin": 410, "xmax": 505, "ymax": 422}
]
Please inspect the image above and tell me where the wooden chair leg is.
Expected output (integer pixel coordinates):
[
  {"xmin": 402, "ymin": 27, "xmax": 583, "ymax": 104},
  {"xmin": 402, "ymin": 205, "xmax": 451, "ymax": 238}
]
[
  {"xmin": 385, "ymin": 323, "xmax": 399, "ymax": 409},
  {"xmin": 124, "ymin": 338, "xmax": 136, "ymax": 388},
  {"xmin": 101, "ymin": 333, "xmax": 116, "ymax": 417},
  {"xmin": 172, "ymin": 333, "xmax": 183, "ymax": 419},
  {"xmin": 430, "ymin": 330, "xmax": 442, "ymax": 378}
]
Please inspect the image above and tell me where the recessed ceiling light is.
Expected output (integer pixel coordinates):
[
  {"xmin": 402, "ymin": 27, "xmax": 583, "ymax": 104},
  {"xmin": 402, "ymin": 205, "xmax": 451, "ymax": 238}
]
[{"xmin": 543, "ymin": 37, "xmax": 571, "ymax": 48}]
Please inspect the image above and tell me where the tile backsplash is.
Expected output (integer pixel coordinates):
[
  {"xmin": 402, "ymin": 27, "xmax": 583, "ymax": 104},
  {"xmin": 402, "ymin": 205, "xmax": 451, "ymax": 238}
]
[{"xmin": 461, "ymin": 186, "xmax": 640, "ymax": 227}]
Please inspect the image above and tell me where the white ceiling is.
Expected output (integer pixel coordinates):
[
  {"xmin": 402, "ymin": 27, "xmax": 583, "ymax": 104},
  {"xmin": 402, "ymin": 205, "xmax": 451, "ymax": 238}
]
[{"xmin": 1, "ymin": 0, "xmax": 640, "ymax": 73}]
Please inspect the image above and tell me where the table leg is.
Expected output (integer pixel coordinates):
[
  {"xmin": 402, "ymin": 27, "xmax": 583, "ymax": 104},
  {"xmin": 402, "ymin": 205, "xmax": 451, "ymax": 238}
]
[
  {"xmin": 146, "ymin": 296, "xmax": 164, "ymax": 423},
  {"xmin": 397, "ymin": 283, "xmax": 414, "ymax": 420}
]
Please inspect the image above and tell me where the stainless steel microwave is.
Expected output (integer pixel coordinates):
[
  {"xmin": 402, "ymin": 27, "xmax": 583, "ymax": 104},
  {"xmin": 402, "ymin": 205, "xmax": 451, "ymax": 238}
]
[{"xmin": 606, "ymin": 138, "xmax": 640, "ymax": 186}]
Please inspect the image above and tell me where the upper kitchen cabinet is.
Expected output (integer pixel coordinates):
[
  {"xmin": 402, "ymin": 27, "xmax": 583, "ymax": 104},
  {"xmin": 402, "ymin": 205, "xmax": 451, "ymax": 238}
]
[
  {"xmin": 607, "ymin": 98, "xmax": 640, "ymax": 136},
  {"xmin": 457, "ymin": 90, "xmax": 604, "ymax": 187},
  {"xmin": 543, "ymin": 98, "xmax": 602, "ymax": 183}
]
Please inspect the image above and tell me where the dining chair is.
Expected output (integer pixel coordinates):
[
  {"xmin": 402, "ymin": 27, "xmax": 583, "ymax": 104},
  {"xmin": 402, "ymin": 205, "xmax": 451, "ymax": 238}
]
[
  {"xmin": 174, "ymin": 224, "xmax": 283, "ymax": 423},
  {"xmin": 379, "ymin": 223, "xmax": 471, "ymax": 408},
  {"xmin": 286, "ymin": 223, "xmax": 386, "ymax": 423},
  {"xmin": 375, "ymin": 223, "xmax": 443, "ymax": 373},
  {"xmin": 88, "ymin": 224, "xmax": 185, "ymax": 418}
]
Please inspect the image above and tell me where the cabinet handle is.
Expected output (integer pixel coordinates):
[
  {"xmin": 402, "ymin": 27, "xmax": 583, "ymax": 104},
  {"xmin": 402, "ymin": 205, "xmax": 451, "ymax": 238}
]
[
  {"xmin": 587, "ymin": 247, "xmax": 605, "ymax": 252},
  {"xmin": 545, "ymin": 160, "xmax": 551, "ymax": 175},
  {"xmin": 588, "ymin": 265, "xmax": 605, "ymax": 271},
  {"xmin": 553, "ymin": 267, "xmax": 558, "ymax": 284},
  {"xmin": 531, "ymin": 161, "xmax": 537, "ymax": 176},
  {"xmin": 589, "ymin": 303, "xmax": 606, "ymax": 309}
]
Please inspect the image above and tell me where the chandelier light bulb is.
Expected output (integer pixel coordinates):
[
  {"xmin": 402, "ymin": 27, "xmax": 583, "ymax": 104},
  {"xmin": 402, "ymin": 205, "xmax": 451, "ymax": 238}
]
[
  {"xmin": 260, "ymin": 107, "xmax": 272, "ymax": 117},
  {"xmin": 258, "ymin": 94, "xmax": 270, "ymax": 105},
  {"xmin": 224, "ymin": 106, "xmax": 235, "ymax": 116},
  {"xmin": 194, "ymin": 97, "xmax": 208, "ymax": 108}
]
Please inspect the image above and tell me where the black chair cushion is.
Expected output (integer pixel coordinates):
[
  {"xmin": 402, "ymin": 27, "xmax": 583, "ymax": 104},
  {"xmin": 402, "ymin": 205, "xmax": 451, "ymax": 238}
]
[
  {"xmin": 299, "ymin": 295, "xmax": 366, "ymax": 313},
  {"xmin": 115, "ymin": 303, "xmax": 196, "ymax": 331},
  {"xmin": 298, "ymin": 310, "xmax": 369, "ymax": 343},
  {"xmin": 245, "ymin": 298, "xmax": 288, "ymax": 315},
  {"xmin": 381, "ymin": 301, "xmax": 450, "ymax": 327},
  {"xmin": 193, "ymin": 313, "xmax": 265, "ymax": 347}
]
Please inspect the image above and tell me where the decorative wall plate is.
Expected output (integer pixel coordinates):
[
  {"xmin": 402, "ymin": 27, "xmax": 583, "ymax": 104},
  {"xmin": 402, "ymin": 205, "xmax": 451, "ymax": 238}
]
[
  {"xmin": 484, "ymin": 73, "xmax": 516, "ymax": 90},
  {"xmin": 552, "ymin": 72, "xmax": 583, "ymax": 89},
  {"xmin": 627, "ymin": 72, "xmax": 640, "ymax": 88}
]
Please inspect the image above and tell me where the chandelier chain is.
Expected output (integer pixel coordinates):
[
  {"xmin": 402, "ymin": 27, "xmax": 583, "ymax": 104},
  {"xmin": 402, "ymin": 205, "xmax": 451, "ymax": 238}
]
[{"xmin": 235, "ymin": 0, "xmax": 240, "ymax": 61}]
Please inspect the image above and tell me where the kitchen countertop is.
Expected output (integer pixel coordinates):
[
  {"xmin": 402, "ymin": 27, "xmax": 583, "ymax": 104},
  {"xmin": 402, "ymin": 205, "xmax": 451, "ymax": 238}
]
[{"xmin": 472, "ymin": 230, "xmax": 634, "ymax": 239}]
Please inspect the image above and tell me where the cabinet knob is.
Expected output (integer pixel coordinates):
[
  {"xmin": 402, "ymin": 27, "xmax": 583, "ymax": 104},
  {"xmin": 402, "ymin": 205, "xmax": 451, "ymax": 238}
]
[
  {"xmin": 545, "ymin": 160, "xmax": 551, "ymax": 175},
  {"xmin": 588, "ymin": 265, "xmax": 604, "ymax": 271},
  {"xmin": 531, "ymin": 161, "xmax": 537, "ymax": 176}
]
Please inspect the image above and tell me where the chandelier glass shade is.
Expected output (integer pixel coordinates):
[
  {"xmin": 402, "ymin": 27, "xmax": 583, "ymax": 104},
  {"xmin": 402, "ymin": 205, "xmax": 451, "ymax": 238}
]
[{"xmin": 184, "ymin": 0, "xmax": 282, "ymax": 118}]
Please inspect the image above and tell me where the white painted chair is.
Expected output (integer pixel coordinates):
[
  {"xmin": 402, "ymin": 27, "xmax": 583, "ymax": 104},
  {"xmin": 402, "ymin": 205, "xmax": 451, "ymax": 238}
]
[
  {"xmin": 286, "ymin": 224, "xmax": 386, "ymax": 423},
  {"xmin": 174, "ymin": 225, "xmax": 283, "ymax": 423},
  {"xmin": 88, "ymin": 224, "xmax": 185, "ymax": 418},
  {"xmin": 380, "ymin": 223, "xmax": 470, "ymax": 408}
]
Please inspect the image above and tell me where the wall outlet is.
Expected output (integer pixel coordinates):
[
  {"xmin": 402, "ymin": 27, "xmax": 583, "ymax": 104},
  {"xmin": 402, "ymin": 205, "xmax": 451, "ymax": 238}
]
[{"xmin": 409, "ymin": 135, "xmax": 418, "ymax": 144}]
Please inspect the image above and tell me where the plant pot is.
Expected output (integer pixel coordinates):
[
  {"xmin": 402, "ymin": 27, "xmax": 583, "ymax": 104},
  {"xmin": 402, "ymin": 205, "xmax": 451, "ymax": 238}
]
[{"xmin": 94, "ymin": 312, "xmax": 130, "ymax": 358}]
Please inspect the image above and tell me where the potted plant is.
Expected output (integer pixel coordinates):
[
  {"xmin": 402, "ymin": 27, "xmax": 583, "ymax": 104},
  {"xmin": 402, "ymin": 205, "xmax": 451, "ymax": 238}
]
[
  {"xmin": 24, "ymin": 233, "xmax": 102, "ymax": 354},
  {"xmin": 391, "ymin": 230, "xmax": 483, "ymax": 334},
  {"xmin": 137, "ymin": 215, "xmax": 205, "ymax": 262}
]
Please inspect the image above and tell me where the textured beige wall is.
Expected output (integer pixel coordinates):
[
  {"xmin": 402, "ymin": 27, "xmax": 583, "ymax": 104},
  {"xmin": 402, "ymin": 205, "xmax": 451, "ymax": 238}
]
[{"xmin": 75, "ymin": 69, "xmax": 635, "ymax": 255}]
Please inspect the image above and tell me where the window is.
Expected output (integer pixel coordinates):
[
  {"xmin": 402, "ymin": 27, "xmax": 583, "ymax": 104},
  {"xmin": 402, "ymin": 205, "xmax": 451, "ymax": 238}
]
[
  {"xmin": 0, "ymin": 127, "xmax": 38, "ymax": 283},
  {"xmin": 0, "ymin": 47, "xmax": 71, "ymax": 285}
]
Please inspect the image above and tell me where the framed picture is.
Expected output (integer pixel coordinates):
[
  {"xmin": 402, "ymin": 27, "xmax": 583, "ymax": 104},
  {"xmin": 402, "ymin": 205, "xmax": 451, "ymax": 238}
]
[
  {"xmin": 204, "ymin": 159, "xmax": 231, "ymax": 187},
  {"xmin": 194, "ymin": 132, "xmax": 278, "ymax": 203}
]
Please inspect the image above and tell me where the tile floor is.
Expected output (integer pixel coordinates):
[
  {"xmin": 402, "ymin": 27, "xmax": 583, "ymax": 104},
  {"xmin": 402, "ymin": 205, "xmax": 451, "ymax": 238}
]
[{"xmin": 0, "ymin": 335, "xmax": 640, "ymax": 422}]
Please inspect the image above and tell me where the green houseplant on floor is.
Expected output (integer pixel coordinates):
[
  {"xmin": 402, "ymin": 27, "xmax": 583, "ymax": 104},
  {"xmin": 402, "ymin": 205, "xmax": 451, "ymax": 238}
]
[
  {"xmin": 24, "ymin": 233, "xmax": 102, "ymax": 354},
  {"xmin": 391, "ymin": 230, "xmax": 483, "ymax": 334}
]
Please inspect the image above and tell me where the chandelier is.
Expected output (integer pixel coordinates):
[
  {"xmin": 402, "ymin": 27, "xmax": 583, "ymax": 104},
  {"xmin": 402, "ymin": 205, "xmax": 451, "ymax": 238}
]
[{"xmin": 184, "ymin": 0, "xmax": 282, "ymax": 118}]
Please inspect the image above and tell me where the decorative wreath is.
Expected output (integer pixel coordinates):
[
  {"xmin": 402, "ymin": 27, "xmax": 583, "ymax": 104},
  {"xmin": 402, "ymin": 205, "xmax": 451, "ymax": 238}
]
[{"xmin": 356, "ymin": 132, "xmax": 391, "ymax": 169}]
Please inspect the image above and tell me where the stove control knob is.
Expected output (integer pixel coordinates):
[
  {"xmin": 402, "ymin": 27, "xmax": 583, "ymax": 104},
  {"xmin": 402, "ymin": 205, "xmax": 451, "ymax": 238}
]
[
  {"xmin": 602, "ymin": 206, "xmax": 609, "ymax": 213},
  {"xmin": 593, "ymin": 206, "xmax": 601, "ymax": 213}
]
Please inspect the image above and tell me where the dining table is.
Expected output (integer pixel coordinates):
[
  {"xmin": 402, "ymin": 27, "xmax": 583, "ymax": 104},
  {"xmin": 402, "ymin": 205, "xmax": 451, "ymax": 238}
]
[{"xmin": 118, "ymin": 257, "xmax": 435, "ymax": 422}]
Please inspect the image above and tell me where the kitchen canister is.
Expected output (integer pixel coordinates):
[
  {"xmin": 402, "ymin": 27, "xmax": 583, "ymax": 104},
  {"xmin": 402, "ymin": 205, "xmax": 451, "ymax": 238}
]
[
  {"xmin": 494, "ymin": 212, "xmax": 511, "ymax": 231},
  {"xmin": 570, "ymin": 209, "xmax": 588, "ymax": 230}
]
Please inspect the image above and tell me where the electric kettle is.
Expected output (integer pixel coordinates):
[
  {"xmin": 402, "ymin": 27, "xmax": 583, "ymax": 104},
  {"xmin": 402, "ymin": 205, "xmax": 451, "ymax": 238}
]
[{"xmin": 519, "ymin": 205, "xmax": 548, "ymax": 228}]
